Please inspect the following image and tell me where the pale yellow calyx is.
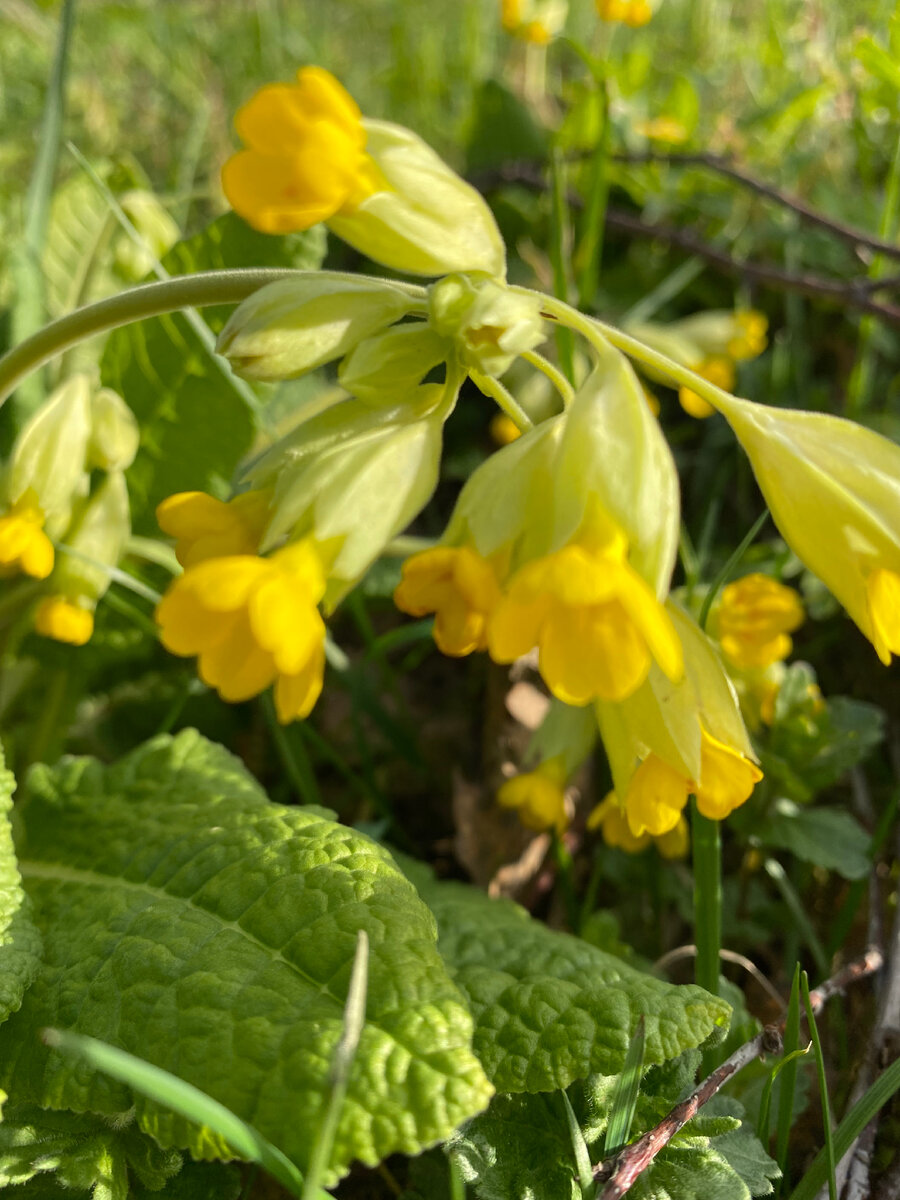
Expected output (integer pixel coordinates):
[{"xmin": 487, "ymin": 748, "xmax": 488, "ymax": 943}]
[
  {"xmin": 497, "ymin": 757, "xmax": 568, "ymax": 833},
  {"xmin": 222, "ymin": 67, "xmax": 378, "ymax": 234},
  {"xmin": 394, "ymin": 545, "xmax": 504, "ymax": 656},
  {"xmin": 716, "ymin": 572, "xmax": 805, "ymax": 670},
  {"xmin": 488, "ymin": 522, "xmax": 683, "ymax": 706},
  {"xmin": 0, "ymin": 491, "xmax": 55, "ymax": 580},
  {"xmin": 866, "ymin": 567, "xmax": 900, "ymax": 665},
  {"xmin": 155, "ymin": 538, "xmax": 328, "ymax": 722},
  {"xmin": 34, "ymin": 596, "xmax": 94, "ymax": 646},
  {"xmin": 157, "ymin": 490, "xmax": 272, "ymax": 568}
]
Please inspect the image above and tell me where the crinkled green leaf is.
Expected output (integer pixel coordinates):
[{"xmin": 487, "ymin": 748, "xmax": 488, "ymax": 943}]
[
  {"xmin": 0, "ymin": 748, "xmax": 42, "ymax": 1025},
  {"xmin": 755, "ymin": 800, "xmax": 870, "ymax": 880},
  {"xmin": 405, "ymin": 862, "xmax": 731, "ymax": 1093},
  {"xmin": 1, "ymin": 731, "xmax": 492, "ymax": 1182},
  {"xmin": 0, "ymin": 1103, "xmax": 181, "ymax": 1198},
  {"xmin": 101, "ymin": 214, "xmax": 326, "ymax": 533}
]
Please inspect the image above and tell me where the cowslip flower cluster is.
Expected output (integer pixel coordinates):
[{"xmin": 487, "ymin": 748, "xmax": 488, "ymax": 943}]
[
  {"xmin": 500, "ymin": 0, "xmax": 568, "ymax": 42},
  {"xmin": 596, "ymin": 0, "xmax": 653, "ymax": 27},
  {"xmin": 0, "ymin": 374, "xmax": 138, "ymax": 645},
  {"xmin": 711, "ymin": 573, "xmax": 805, "ymax": 671}
]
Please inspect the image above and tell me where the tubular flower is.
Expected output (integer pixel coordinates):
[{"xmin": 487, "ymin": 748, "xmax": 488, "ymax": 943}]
[
  {"xmin": 624, "ymin": 728, "xmax": 762, "ymax": 837},
  {"xmin": 0, "ymin": 492, "xmax": 54, "ymax": 580},
  {"xmin": 156, "ymin": 539, "xmax": 327, "ymax": 723},
  {"xmin": 588, "ymin": 793, "xmax": 688, "ymax": 858},
  {"xmin": 157, "ymin": 490, "xmax": 272, "ymax": 568},
  {"xmin": 394, "ymin": 546, "xmax": 504, "ymax": 656},
  {"xmin": 714, "ymin": 573, "xmax": 805, "ymax": 669},
  {"xmin": 496, "ymin": 758, "xmax": 568, "ymax": 834},
  {"xmin": 222, "ymin": 67, "xmax": 376, "ymax": 234},
  {"xmin": 596, "ymin": 0, "xmax": 653, "ymax": 26},
  {"xmin": 34, "ymin": 596, "xmax": 93, "ymax": 646},
  {"xmin": 488, "ymin": 518, "xmax": 683, "ymax": 705}
]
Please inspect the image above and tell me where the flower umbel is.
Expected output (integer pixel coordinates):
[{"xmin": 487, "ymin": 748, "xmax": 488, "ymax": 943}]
[
  {"xmin": 714, "ymin": 572, "xmax": 805, "ymax": 669},
  {"xmin": 0, "ymin": 491, "xmax": 54, "ymax": 580},
  {"xmin": 156, "ymin": 539, "xmax": 327, "ymax": 722},
  {"xmin": 497, "ymin": 757, "xmax": 568, "ymax": 833},
  {"xmin": 394, "ymin": 546, "xmax": 504, "ymax": 656}
]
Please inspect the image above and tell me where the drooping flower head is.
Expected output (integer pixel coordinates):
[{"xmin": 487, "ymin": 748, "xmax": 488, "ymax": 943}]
[
  {"xmin": 588, "ymin": 793, "xmax": 689, "ymax": 858},
  {"xmin": 0, "ymin": 491, "xmax": 54, "ymax": 580},
  {"xmin": 223, "ymin": 67, "xmax": 505, "ymax": 277},
  {"xmin": 712, "ymin": 572, "xmax": 804, "ymax": 670},
  {"xmin": 156, "ymin": 490, "xmax": 272, "ymax": 568},
  {"xmin": 497, "ymin": 757, "xmax": 568, "ymax": 834}
]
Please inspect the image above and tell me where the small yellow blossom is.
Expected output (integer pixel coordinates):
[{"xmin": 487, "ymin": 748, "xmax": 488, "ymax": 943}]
[
  {"xmin": 222, "ymin": 67, "xmax": 377, "ymax": 235},
  {"xmin": 625, "ymin": 728, "xmax": 762, "ymax": 836},
  {"xmin": 588, "ymin": 792, "xmax": 688, "ymax": 858},
  {"xmin": 490, "ymin": 413, "xmax": 523, "ymax": 445},
  {"xmin": 488, "ymin": 518, "xmax": 683, "ymax": 705},
  {"xmin": 728, "ymin": 311, "xmax": 768, "ymax": 360},
  {"xmin": 497, "ymin": 757, "xmax": 568, "ymax": 833},
  {"xmin": 596, "ymin": 0, "xmax": 652, "ymax": 26},
  {"xmin": 715, "ymin": 573, "xmax": 804, "ymax": 669},
  {"xmin": 156, "ymin": 539, "xmax": 327, "ymax": 723},
  {"xmin": 0, "ymin": 492, "xmax": 55, "ymax": 580},
  {"xmin": 679, "ymin": 357, "xmax": 735, "ymax": 419},
  {"xmin": 394, "ymin": 546, "xmax": 504, "ymax": 656},
  {"xmin": 634, "ymin": 116, "xmax": 688, "ymax": 144},
  {"xmin": 34, "ymin": 596, "xmax": 94, "ymax": 646},
  {"xmin": 156, "ymin": 490, "xmax": 271, "ymax": 568},
  {"xmin": 866, "ymin": 568, "xmax": 900, "ymax": 664}
]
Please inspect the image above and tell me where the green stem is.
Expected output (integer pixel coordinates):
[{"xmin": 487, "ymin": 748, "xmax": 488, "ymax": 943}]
[
  {"xmin": 692, "ymin": 799, "xmax": 722, "ymax": 999},
  {"xmin": 549, "ymin": 151, "xmax": 576, "ymax": 382},
  {"xmin": 469, "ymin": 369, "xmax": 534, "ymax": 432},
  {"xmin": 552, "ymin": 832, "xmax": 580, "ymax": 931},
  {"xmin": 575, "ymin": 75, "xmax": 611, "ymax": 311},
  {"xmin": 520, "ymin": 349, "xmax": 575, "ymax": 407},
  {"xmin": 0, "ymin": 269, "xmax": 427, "ymax": 408}
]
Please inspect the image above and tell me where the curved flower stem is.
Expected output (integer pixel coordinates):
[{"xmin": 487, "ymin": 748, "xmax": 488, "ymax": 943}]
[
  {"xmin": 0, "ymin": 269, "xmax": 428, "ymax": 408},
  {"xmin": 469, "ymin": 368, "xmax": 534, "ymax": 432},
  {"xmin": 520, "ymin": 349, "xmax": 575, "ymax": 408}
]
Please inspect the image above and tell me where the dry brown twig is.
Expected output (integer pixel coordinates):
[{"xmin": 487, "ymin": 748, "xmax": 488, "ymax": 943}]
[{"xmin": 593, "ymin": 948, "xmax": 885, "ymax": 1199}]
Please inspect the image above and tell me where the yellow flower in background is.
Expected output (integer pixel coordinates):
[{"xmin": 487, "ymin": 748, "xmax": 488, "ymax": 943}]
[
  {"xmin": 727, "ymin": 311, "xmax": 769, "ymax": 360},
  {"xmin": 34, "ymin": 596, "xmax": 93, "ymax": 646},
  {"xmin": 588, "ymin": 793, "xmax": 688, "ymax": 858},
  {"xmin": 596, "ymin": 0, "xmax": 652, "ymax": 26},
  {"xmin": 394, "ymin": 545, "xmax": 504, "ymax": 656},
  {"xmin": 497, "ymin": 758, "xmax": 568, "ymax": 833},
  {"xmin": 634, "ymin": 115, "xmax": 689, "ymax": 145},
  {"xmin": 489, "ymin": 412, "xmax": 522, "ymax": 445},
  {"xmin": 488, "ymin": 515, "xmax": 683, "ymax": 705},
  {"xmin": 156, "ymin": 539, "xmax": 327, "ymax": 723},
  {"xmin": 624, "ymin": 728, "xmax": 761, "ymax": 836},
  {"xmin": 0, "ymin": 491, "xmax": 54, "ymax": 580},
  {"xmin": 678, "ymin": 356, "xmax": 734, "ymax": 419},
  {"xmin": 714, "ymin": 573, "xmax": 805, "ymax": 669},
  {"xmin": 222, "ymin": 67, "xmax": 376, "ymax": 234},
  {"xmin": 157, "ymin": 490, "xmax": 272, "ymax": 568},
  {"xmin": 500, "ymin": 0, "xmax": 568, "ymax": 43}
]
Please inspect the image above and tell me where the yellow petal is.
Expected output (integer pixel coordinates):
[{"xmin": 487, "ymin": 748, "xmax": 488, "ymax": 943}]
[
  {"xmin": 625, "ymin": 754, "xmax": 689, "ymax": 837},
  {"xmin": 34, "ymin": 597, "xmax": 94, "ymax": 646},
  {"xmin": 197, "ymin": 612, "xmax": 277, "ymax": 701},
  {"xmin": 181, "ymin": 556, "xmax": 269, "ymax": 611},
  {"xmin": 156, "ymin": 492, "xmax": 230, "ymax": 538},
  {"xmin": 496, "ymin": 769, "xmax": 567, "ymax": 834},
  {"xmin": 614, "ymin": 565, "xmax": 684, "ymax": 683},
  {"xmin": 222, "ymin": 145, "xmax": 352, "ymax": 234},
  {"xmin": 693, "ymin": 729, "xmax": 762, "ymax": 820},
  {"xmin": 274, "ymin": 641, "xmax": 326, "ymax": 722},
  {"xmin": 488, "ymin": 592, "xmax": 548, "ymax": 663},
  {"xmin": 655, "ymin": 816, "xmax": 689, "ymax": 860},
  {"xmin": 867, "ymin": 567, "xmax": 900, "ymax": 665},
  {"xmin": 248, "ymin": 575, "xmax": 326, "ymax": 675},
  {"xmin": 156, "ymin": 583, "xmax": 236, "ymax": 657},
  {"xmin": 19, "ymin": 528, "xmax": 55, "ymax": 580}
]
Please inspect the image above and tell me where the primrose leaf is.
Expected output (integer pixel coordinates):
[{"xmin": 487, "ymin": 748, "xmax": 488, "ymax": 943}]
[
  {"xmin": 404, "ymin": 861, "xmax": 731, "ymax": 1093},
  {"xmin": 101, "ymin": 213, "xmax": 326, "ymax": 533},
  {"xmin": 0, "ymin": 747, "xmax": 42, "ymax": 1025},
  {"xmin": 755, "ymin": 800, "xmax": 870, "ymax": 880},
  {"xmin": 1, "ymin": 731, "xmax": 492, "ymax": 1183}
]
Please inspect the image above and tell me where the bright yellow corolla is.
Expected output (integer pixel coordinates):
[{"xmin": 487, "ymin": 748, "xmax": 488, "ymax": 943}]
[
  {"xmin": 394, "ymin": 545, "xmax": 504, "ymax": 656},
  {"xmin": 156, "ymin": 539, "xmax": 327, "ymax": 722},
  {"xmin": 156, "ymin": 490, "xmax": 271, "ymax": 568},
  {"xmin": 715, "ymin": 572, "xmax": 804, "ymax": 670},
  {"xmin": 34, "ymin": 596, "xmax": 94, "ymax": 645},
  {"xmin": 0, "ymin": 491, "xmax": 55, "ymax": 580},
  {"xmin": 497, "ymin": 758, "xmax": 568, "ymax": 834}
]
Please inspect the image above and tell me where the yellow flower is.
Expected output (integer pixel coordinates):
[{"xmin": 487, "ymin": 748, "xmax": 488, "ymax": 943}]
[
  {"xmin": 867, "ymin": 568, "xmax": 900, "ymax": 664},
  {"xmin": 490, "ymin": 412, "xmax": 522, "ymax": 446},
  {"xmin": 488, "ymin": 516, "xmax": 683, "ymax": 705},
  {"xmin": 394, "ymin": 546, "xmax": 504, "ymax": 656},
  {"xmin": 634, "ymin": 116, "xmax": 688, "ymax": 145},
  {"xmin": 588, "ymin": 793, "xmax": 688, "ymax": 858},
  {"xmin": 497, "ymin": 758, "xmax": 568, "ymax": 833},
  {"xmin": 714, "ymin": 573, "xmax": 804, "ymax": 669},
  {"xmin": 34, "ymin": 596, "xmax": 94, "ymax": 646},
  {"xmin": 679, "ymin": 357, "xmax": 735, "ymax": 419},
  {"xmin": 222, "ymin": 67, "xmax": 376, "ymax": 235},
  {"xmin": 156, "ymin": 490, "xmax": 272, "ymax": 568},
  {"xmin": 0, "ymin": 492, "xmax": 55, "ymax": 580},
  {"xmin": 500, "ymin": 0, "xmax": 567, "ymax": 42},
  {"xmin": 156, "ymin": 539, "xmax": 327, "ymax": 723},
  {"xmin": 728, "ymin": 311, "xmax": 768, "ymax": 360},
  {"xmin": 624, "ymin": 728, "xmax": 762, "ymax": 836},
  {"xmin": 596, "ymin": 0, "xmax": 652, "ymax": 25}
]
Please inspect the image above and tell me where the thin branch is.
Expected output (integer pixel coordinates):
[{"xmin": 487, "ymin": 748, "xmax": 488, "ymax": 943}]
[
  {"xmin": 609, "ymin": 151, "xmax": 900, "ymax": 264},
  {"xmin": 593, "ymin": 949, "xmax": 885, "ymax": 1197}
]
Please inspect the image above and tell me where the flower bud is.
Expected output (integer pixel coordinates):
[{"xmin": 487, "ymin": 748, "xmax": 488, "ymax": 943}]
[
  {"xmin": 338, "ymin": 324, "xmax": 449, "ymax": 404},
  {"xmin": 87, "ymin": 387, "xmax": 140, "ymax": 471},
  {"xmin": 217, "ymin": 276, "xmax": 417, "ymax": 382},
  {"xmin": 427, "ymin": 273, "xmax": 545, "ymax": 377},
  {"xmin": 52, "ymin": 471, "xmax": 131, "ymax": 605},
  {"xmin": 5, "ymin": 375, "xmax": 91, "ymax": 537},
  {"xmin": 114, "ymin": 191, "xmax": 180, "ymax": 281}
]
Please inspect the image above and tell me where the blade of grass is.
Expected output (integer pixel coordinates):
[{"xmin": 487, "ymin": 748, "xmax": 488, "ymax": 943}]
[
  {"xmin": 789, "ymin": 1056, "xmax": 900, "ymax": 1200},
  {"xmin": 561, "ymin": 1090, "xmax": 593, "ymax": 1198},
  {"xmin": 697, "ymin": 509, "xmax": 770, "ymax": 631},
  {"xmin": 620, "ymin": 257, "xmax": 706, "ymax": 327},
  {"xmin": 262, "ymin": 693, "xmax": 322, "ymax": 806},
  {"xmin": 764, "ymin": 859, "xmax": 829, "ymax": 978},
  {"xmin": 800, "ymin": 971, "xmax": 836, "ymax": 1200},
  {"xmin": 601, "ymin": 1016, "xmax": 646, "ymax": 1156},
  {"xmin": 449, "ymin": 1151, "xmax": 467, "ymax": 1200},
  {"xmin": 550, "ymin": 149, "xmax": 576, "ymax": 383},
  {"xmin": 756, "ymin": 1044, "xmax": 811, "ymax": 1148},
  {"xmin": 301, "ymin": 930, "xmax": 369, "ymax": 1200},
  {"xmin": 575, "ymin": 75, "xmax": 611, "ymax": 311},
  {"xmin": 775, "ymin": 964, "xmax": 803, "ymax": 1185},
  {"xmin": 42, "ymin": 1028, "xmax": 319, "ymax": 1199}
]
